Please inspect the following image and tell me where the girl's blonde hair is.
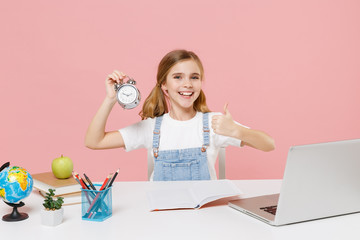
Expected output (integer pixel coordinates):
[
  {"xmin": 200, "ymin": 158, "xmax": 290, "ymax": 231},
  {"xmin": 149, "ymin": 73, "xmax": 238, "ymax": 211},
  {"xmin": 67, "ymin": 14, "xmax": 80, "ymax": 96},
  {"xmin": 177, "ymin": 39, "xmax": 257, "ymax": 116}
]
[{"xmin": 139, "ymin": 49, "xmax": 211, "ymax": 120}]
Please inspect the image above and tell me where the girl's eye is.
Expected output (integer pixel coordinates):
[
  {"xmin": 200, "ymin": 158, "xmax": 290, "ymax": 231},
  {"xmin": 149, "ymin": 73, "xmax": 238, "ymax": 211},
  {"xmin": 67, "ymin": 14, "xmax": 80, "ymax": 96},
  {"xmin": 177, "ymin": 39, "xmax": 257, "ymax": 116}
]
[
  {"xmin": 192, "ymin": 76, "xmax": 200, "ymax": 80},
  {"xmin": 174, "ymin": 76, "xmax": 181, "ymax": 79}
]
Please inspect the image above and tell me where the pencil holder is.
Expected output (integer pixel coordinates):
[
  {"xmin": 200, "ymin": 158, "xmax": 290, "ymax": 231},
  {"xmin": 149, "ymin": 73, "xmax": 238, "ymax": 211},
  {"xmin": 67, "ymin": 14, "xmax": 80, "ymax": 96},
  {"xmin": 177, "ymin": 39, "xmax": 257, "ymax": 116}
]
[{"xmin": 81, "ymin": 184, "xmax": 112, "ymax": 222}]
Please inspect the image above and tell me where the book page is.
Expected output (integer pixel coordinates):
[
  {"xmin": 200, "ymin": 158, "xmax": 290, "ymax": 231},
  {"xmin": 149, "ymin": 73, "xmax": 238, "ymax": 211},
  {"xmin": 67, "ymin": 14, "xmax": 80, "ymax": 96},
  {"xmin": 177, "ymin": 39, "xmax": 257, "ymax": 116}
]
[
  {"xmin": 190, "ymin": 180, "xmax": 242, "ymax": 207},
  {"xmin": 147, "ymin": 188, "xmax": 196, "ymax": 211}
]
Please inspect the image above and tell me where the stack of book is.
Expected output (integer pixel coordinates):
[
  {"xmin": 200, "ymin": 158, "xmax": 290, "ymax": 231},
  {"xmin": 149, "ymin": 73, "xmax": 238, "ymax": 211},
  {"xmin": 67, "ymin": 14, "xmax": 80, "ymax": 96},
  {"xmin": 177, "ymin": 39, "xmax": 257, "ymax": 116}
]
[{"xmin": 32, "ymin": 172, "xmax": 81, "ymax": 205}]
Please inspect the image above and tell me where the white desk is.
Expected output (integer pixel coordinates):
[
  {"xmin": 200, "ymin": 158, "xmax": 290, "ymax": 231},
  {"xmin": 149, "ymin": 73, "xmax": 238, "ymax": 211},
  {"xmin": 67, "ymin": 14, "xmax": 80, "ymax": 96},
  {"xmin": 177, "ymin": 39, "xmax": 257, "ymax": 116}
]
[{"xmin": 1, "ymin": 180, "xmax": 360, "ymax": 240}]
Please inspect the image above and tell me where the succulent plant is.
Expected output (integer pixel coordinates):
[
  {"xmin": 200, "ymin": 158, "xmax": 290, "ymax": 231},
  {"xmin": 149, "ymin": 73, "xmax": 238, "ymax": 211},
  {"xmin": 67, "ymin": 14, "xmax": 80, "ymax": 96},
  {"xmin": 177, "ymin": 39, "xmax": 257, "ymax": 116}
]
[{"xmin": 42, "ymin": 189, "xmax": 64, "ymax": 210}]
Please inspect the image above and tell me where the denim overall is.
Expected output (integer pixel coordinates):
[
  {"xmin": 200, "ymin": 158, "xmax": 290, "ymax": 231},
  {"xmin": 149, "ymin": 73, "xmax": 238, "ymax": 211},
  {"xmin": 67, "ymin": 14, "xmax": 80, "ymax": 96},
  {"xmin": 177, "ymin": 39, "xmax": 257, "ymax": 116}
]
[{"xmin": 152, "ymin": 113, "xmax": 211, "ymax": 181}]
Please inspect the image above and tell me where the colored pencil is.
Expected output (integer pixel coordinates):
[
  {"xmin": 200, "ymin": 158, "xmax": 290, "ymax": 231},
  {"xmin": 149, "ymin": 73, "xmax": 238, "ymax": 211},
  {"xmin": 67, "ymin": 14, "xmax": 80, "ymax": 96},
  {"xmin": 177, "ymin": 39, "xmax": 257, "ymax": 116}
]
[
  {"xmin": 73, "ymin": 171, "xmax": 92, "ymax": 204},
  {"xmin": 85, "ymin": 174, "xmax": 111, "ymax": 217},
  {"xmin": 72, "ymin": 173, "xmax": 82, "ymax": 186},
  {"xmin": 104, "ymin": 173, "xmax": 114, "ymax": 189},
  {"xmin": 91, "ymin": 171, "xmax": 117, "ymax": 215},
  {"xmin": 93, "ymin": 168, "xmax": 119, "ymax": 215},
  {"xmin": 99, "ymin": 174, "xmax": 111, "ymax": 190},
  {"xmin": 83, "ymin": 173, "xmax": 96, "ymax": 190},
  {"xmin": 73, "ymin": 171, "xmax": 86, "ymax": 189},
  {"xmin": 106, "ymin": 168, "xmax": 119, "ymax": 188}
]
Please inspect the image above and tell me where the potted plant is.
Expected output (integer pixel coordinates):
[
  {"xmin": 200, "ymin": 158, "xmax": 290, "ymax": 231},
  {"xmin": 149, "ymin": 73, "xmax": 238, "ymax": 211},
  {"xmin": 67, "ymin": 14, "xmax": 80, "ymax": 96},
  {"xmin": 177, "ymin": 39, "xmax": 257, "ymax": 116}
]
[{"xmin": 40, "ymin": 189, "xmax": 64, "ymax": 226}]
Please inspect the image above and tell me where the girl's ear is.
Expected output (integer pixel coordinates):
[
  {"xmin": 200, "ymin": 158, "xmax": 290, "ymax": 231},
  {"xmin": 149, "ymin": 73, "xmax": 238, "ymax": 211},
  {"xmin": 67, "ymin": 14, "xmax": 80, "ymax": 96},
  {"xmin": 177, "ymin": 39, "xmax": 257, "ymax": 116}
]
[
  {"xmin": 161, "ymin": 82, "xmax": 169, "ymax": 98},
  {"xmin": 161, "ymin": 82, "xmax": 167, "ymax": 92}
]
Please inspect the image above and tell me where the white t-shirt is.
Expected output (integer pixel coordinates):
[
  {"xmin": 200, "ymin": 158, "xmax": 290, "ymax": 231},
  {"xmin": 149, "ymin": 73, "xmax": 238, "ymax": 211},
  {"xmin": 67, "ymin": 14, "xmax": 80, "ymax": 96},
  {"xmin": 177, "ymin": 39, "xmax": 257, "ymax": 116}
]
[{"xmin": 119, "ymin": 112, "xmax": 246, "ymax": 180}]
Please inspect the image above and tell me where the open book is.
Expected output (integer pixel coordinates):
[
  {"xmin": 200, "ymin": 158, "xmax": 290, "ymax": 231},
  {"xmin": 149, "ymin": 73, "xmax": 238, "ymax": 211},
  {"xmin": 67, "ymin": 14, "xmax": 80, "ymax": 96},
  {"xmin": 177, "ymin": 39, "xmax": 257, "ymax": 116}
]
[{"xmin": 147, "ymin": 180, "xmax": 242, "ymax": 211}]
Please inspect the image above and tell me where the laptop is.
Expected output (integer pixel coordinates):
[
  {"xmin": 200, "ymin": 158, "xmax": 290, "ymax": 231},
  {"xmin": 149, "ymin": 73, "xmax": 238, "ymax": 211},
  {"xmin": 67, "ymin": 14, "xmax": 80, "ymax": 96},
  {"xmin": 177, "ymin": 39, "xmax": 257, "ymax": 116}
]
[{"xmin": 228, "ymin": 138, "xmax": 360, "ymax": 226}]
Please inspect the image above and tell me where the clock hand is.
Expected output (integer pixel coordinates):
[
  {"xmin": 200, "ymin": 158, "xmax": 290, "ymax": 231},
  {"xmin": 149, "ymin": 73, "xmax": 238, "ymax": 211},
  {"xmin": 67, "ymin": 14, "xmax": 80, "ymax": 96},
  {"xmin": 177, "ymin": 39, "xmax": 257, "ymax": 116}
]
[{"xmin": 122, "ymin": 92, "xmax": 133, "ymax": 97}]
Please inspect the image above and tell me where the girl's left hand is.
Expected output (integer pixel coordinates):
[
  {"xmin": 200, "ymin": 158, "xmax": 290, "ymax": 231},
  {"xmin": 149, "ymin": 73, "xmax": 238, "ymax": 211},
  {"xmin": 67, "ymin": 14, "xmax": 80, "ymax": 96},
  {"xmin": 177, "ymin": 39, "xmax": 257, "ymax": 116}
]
[{"xmin": 211, "ymin": 103, "xmax": 237, "ymax": 137}]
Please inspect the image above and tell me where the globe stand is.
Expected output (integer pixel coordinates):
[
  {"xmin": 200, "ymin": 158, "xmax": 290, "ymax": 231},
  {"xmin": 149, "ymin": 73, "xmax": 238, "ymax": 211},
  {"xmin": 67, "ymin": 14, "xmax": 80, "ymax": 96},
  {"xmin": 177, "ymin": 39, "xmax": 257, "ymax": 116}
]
[{"xmin": 2, "ymin": 201, "xmax": 29, "ymax": 222}]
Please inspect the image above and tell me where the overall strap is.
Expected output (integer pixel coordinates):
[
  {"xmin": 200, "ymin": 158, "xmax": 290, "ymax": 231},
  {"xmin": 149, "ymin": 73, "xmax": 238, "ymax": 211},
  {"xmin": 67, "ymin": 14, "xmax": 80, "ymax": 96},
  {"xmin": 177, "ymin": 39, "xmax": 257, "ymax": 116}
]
[
  {"xmin": 152, "ymin": 115, "xmax": 163, "ymax": 157},
  {"xmin": 202, "ymin": 112, "xmax": 210, "ymax": 152}
]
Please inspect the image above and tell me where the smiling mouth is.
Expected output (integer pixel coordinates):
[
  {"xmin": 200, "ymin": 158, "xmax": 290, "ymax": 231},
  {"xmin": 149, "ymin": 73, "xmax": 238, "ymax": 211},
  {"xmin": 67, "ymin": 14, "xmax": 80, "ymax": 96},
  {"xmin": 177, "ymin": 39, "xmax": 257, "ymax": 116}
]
[{"xmin": 179, "ymin": 91, "xmax": 193, "ymax": 96}]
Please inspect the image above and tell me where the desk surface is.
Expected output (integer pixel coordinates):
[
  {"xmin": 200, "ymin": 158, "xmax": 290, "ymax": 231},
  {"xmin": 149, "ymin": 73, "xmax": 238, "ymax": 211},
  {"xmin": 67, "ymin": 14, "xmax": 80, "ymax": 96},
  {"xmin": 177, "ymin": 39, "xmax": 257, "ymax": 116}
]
[{"xmin": 1, "ymin": 180, "xmax": 360, "ymax": 240}]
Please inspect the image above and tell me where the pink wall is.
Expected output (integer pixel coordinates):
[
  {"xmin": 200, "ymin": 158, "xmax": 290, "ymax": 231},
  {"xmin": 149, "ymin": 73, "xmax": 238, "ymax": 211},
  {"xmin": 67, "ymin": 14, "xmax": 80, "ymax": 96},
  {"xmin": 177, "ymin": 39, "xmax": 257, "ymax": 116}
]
[{"xmin": 1, "ymin": 1, "xmax": 359, "ymax": 181}]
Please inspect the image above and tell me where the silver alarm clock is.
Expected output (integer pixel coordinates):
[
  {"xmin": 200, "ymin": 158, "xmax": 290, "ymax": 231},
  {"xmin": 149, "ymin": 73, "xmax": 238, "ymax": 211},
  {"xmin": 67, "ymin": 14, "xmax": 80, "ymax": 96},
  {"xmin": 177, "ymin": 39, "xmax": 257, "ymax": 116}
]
[{"xmin": 114, "ymin": 76, "xmax": 141, "ymax": 109}]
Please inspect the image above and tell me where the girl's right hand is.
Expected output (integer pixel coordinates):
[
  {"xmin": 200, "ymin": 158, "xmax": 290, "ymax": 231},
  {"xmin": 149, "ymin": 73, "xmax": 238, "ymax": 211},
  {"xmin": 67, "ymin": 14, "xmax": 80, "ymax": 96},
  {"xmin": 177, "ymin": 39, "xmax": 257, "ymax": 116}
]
[{"xmin": 106, "ymin": 70, "xmax": 127, "ymax": 101}]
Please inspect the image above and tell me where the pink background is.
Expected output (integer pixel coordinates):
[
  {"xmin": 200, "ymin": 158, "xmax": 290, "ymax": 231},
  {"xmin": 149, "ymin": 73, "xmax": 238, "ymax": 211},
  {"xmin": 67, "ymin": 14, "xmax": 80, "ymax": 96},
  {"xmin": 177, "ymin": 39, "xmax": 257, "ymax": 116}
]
[{"xmin": 1, "ymin": 1, "xmax": 359, "ymax": 181}]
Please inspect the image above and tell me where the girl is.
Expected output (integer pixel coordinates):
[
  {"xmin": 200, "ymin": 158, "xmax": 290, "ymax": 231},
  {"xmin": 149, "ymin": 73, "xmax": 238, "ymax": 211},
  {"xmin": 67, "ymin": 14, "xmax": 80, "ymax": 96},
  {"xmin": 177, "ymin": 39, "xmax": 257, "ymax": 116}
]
[{"xmin": 85, "ymin": 49, "xmax": 275, "ymax": 181}]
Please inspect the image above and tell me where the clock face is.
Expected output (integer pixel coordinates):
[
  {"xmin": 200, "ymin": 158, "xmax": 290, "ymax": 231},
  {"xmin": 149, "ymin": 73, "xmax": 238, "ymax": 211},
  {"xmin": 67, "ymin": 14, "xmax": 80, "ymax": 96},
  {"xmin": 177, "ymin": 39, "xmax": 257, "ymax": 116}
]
[{"xmin": 117, "ymin": 85, "xmax": 137, "ymax": 104}]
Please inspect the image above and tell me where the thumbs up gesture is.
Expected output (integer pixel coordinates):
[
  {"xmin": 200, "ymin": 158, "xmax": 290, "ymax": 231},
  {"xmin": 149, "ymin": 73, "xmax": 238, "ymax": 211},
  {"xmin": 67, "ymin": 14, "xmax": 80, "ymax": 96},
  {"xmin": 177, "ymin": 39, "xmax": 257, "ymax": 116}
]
[{"xmin": 211, "ymin": 103, "xmax": 237, "ymax": 137}]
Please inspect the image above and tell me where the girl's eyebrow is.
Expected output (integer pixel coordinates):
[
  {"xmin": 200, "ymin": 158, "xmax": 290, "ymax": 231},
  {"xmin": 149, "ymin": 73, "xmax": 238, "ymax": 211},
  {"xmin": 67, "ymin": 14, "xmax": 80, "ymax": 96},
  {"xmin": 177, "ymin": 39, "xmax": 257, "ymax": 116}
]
[{"xmin": 172, "ymin": 72, "xmax": 200, "ymax": 75}]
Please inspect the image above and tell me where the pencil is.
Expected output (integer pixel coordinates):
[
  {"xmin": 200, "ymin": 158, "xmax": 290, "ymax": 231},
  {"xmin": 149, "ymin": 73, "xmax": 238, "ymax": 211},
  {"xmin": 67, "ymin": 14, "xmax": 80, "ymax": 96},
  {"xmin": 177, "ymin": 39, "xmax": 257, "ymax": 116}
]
[
  {"xmin": 73, "ymin": 171, "xmax": 92, "ymax": 204},
  {"xmin": 99, "ymin": 174, "xmax": 111, "ymax": 190},
  {"xmin": 80, "ymin": 176, "xmax": 91, "ymax": 190},
  {"xmin": 73, "ymin": 171, "xmax": 86, "ymax": 189},
  {"xmin": 84, "ymin": 173, "xmax": 96, "ymax": 190},
  {"xmin": 85, "ymin": 175, "xmax": 111, "ymax": 217},
  {"xmin": 104, "ymin": 173, "xmax": 114, "ymax": 189},
  {"xmin": 106, "ymin": 168, "xmax": 119, "ymax": 188},
  {"xmin": 91, "ymin": 171, "xmax": 117, "ymax": 215},
  {"xmin": 72, "ymin": 173, "xmax": 81, "ymax": 186}
]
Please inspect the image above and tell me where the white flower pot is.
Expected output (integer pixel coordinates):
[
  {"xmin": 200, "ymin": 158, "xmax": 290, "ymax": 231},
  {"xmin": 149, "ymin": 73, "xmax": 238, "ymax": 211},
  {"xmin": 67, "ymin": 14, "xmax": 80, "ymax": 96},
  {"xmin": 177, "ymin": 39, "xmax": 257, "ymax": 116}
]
[{"xmin": 40, "ymin": 208, "xmax": 64, "ymax": 226}]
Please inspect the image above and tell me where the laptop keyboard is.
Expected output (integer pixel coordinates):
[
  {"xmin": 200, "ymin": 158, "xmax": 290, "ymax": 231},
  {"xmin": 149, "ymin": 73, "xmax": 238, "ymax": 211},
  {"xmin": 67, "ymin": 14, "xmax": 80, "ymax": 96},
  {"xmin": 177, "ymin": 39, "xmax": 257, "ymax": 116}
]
[{"xmin": 260, "ymin": 205, "xmax": 277, "ymax": 215}]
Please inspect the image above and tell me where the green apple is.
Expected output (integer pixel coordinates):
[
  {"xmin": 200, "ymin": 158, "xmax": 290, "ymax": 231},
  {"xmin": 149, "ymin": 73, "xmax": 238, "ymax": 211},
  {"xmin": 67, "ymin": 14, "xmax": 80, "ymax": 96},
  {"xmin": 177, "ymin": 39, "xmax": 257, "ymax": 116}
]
[{"xmin": 51, "ymin": 155, "xmax": 73, "ymax": 179}]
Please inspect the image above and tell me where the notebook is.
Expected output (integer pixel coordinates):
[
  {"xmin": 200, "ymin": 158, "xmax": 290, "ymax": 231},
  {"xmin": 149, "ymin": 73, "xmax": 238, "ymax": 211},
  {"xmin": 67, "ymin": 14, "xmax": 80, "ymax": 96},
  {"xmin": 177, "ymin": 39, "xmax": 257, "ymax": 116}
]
[{"xmin": 228, "ymin": 138, "xmax": 360, "ymax": 226}]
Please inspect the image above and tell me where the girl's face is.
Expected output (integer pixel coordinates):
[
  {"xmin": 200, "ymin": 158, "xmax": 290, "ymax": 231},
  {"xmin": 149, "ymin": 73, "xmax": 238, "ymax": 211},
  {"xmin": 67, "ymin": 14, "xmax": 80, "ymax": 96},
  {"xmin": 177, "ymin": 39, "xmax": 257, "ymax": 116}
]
[{"xmin": 161, "ymin": 60, "xmax": 202, "ymax": 111}]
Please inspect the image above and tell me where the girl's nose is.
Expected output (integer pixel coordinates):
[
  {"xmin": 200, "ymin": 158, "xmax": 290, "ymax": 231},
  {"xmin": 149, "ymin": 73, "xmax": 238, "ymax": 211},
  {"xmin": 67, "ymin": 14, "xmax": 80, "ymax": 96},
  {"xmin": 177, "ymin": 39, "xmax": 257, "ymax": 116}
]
[{"xmin": 183, "ymin": 77, "xmax": 193, "ymax": 87}]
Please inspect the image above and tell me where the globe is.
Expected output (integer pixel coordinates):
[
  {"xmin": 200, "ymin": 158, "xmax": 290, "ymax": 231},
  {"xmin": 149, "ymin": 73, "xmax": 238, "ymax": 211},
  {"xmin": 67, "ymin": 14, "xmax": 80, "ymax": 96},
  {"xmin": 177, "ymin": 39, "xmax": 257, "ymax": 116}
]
[{"xmin": 0, "ymin": 166, "xmax": 33, "ymax": 204}]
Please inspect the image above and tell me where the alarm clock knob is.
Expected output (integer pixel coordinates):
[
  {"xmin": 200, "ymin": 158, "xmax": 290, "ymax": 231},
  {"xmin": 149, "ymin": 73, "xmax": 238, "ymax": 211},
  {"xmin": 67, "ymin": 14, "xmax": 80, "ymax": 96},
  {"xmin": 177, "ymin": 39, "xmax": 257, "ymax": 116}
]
[
  {"xmin": 114, "ymin": 83, "xmax": 120, "ymax": 91},
  {"xmin": 127, "ymin": 79, "xmax": 136, "ymax": 85}
]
